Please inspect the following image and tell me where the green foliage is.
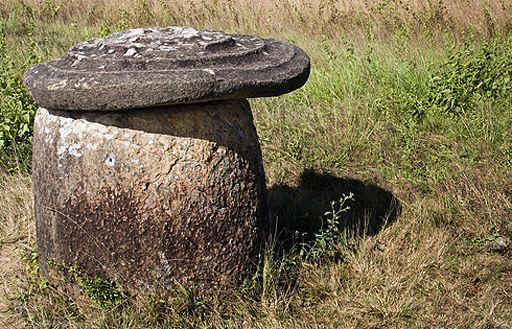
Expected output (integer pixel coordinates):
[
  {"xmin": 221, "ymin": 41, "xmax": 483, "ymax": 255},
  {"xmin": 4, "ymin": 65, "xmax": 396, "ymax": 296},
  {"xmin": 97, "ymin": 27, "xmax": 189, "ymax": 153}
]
[
  {"xmin": 471, "ymin": 224, "xmax": 505, "ymax": 249},
  {"xmin": 378, "ymin": 34, "xmax": 512, "ymax": 122},
  {"xmin": 306, "ymin": 193, "xmax": 354, "ymax": 263},
  {"xmin": 428, "ymin": 34, "xmax": 512, "ymax": 116},
  {"xmin": 48, "ymin": 259, "xmax": 128, "ymax": 309},
  {"xmin": 17, "ymin": 248, "xmax": 127, "ymax": 309},
  {"xmin": 18, "ymin": 247, "xmax": 49, "ymax": 295},
  {"xmin": 0, "ymin": 18, "xmax": 39, "ymax": 171}
]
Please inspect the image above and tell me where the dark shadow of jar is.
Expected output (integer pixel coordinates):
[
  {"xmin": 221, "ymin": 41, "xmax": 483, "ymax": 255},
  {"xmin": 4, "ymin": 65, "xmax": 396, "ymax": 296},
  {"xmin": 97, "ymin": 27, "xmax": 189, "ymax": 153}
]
[{"xmin": 268, "ymin": 168, "xmax": 401, "ymax": 250}]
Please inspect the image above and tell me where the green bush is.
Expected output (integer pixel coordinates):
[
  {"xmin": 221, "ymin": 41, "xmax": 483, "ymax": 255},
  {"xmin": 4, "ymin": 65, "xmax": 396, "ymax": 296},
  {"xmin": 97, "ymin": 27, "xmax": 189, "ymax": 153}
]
[
  {"xmin": 379, "ymin": 34, "xmax": 512, "ymax": 122},
  {"xmin": 428, "ymin": 34, "xmax": 512, "ymax": 116},
  {"xmin": 0, "ymin": 20, "xmax": 39, "ymax": 171}
]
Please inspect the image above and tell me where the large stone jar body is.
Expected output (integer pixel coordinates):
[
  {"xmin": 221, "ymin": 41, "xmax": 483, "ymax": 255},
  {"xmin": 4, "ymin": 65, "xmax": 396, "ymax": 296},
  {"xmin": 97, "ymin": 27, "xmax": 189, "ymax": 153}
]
[{"xmin": 33, "ymin": 99, "xmax": 270, "ymax": 293}]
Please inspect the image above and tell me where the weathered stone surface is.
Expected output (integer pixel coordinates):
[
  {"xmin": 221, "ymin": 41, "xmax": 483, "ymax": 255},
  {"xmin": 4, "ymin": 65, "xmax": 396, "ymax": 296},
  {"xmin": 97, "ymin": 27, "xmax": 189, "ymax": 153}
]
[
  {"xmin": 33, "ymin": 99, "xmax": 270, "ymax": 292},
  {"xmin": 24, "ymin": 27, "xmax": 310, "ymax": 111}
]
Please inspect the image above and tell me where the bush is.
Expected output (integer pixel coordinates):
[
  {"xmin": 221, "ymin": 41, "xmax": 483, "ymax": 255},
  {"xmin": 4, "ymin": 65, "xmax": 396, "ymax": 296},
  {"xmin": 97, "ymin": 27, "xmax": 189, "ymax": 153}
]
[
  {"xmin": 380, "ymin": 34, "xmax": 512, "ymax": 122},
  {"xmin": 428, "ymin": 34, "xmax": 512, "ymax": 116},
  {"xmin": 0, "ymin": 20, "xmax": 39, "ymax": 171}
]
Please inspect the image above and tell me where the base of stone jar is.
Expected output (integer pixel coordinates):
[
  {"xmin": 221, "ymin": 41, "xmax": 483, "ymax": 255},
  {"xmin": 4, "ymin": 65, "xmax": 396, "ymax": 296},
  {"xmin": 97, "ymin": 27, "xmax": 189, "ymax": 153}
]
[{"xmin": 32, "ymin": 99, "xmax": 270, "ymax": 294}]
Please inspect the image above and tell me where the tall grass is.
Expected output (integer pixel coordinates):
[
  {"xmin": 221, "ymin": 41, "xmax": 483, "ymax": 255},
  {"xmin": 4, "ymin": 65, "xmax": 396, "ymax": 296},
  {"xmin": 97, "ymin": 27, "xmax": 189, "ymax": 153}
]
[
  {"xmin": 1, "ymin": 0, "xmax": 511, "ymax": 38},
  {"xmin": 1, "ymin": 0, "xmax": 512, "ymax": 327}
]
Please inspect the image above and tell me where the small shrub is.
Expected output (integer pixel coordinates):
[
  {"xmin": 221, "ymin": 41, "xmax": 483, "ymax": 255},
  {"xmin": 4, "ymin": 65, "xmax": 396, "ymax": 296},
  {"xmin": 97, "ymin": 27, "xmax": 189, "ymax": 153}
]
[
  {"xmin": 428, "ymin": 34, "xmax": 512, "ymax": 116},
  {"xmin": 47, "ymin": 259, "xmax": 129, "ymax": 309},
  {"xmin": 305, "ymin": 193, "xmax": 354, "ymax": 263},
  {"xmin": 0, "ymin": 19, "xmax": 39, "ymax": 171}
]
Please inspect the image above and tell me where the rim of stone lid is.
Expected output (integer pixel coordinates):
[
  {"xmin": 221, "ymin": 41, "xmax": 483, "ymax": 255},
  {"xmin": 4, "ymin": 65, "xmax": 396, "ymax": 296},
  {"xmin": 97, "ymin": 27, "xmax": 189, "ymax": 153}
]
[{"xmin": 23, "ymin": 27, "xmax": 310, "ymax": 111}]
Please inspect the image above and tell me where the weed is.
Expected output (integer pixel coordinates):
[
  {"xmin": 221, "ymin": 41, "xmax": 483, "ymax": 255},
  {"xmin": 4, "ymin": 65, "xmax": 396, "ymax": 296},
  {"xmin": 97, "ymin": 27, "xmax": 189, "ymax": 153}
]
[
  {"xmin": 428, "ymin": 34, "xmax": 512, "ymax": 117},
  {"xmin": 305, "ymin": 193, "xmax": 354, "ymax": 264},
  {"xmin": 471, "ymin": 224, "xmax": 505, "ymax": 249},
  {"xmin": 18, "ymin": 247, "xmax": 48, "ymax": 294},
  {"xmin": 0, "ymin": 17, "xmax": 40, "ymax": 172},
  {"xmin": 49, "ymin": 259, "xmax": 128, "ymax": 309}
]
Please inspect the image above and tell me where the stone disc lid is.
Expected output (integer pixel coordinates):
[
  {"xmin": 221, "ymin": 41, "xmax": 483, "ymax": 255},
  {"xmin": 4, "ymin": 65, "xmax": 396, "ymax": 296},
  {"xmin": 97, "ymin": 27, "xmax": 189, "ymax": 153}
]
[{"xmin": 24, "ymin": 27, "xmax": 310, "ymax": 111}]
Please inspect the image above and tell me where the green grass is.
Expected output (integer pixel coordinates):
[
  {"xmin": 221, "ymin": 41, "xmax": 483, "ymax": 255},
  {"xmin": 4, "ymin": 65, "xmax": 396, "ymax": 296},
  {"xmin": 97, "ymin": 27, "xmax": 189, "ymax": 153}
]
[{"xmin": 1, "ymin": 0, "xmax": 512, "ymax": 327}]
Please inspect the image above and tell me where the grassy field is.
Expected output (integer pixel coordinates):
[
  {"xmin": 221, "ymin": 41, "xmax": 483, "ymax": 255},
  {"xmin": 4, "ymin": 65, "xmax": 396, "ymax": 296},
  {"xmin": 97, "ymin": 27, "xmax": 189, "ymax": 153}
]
[{"xmin": 1, "ymin": 0, "xmax": 512, "ymax": 327}]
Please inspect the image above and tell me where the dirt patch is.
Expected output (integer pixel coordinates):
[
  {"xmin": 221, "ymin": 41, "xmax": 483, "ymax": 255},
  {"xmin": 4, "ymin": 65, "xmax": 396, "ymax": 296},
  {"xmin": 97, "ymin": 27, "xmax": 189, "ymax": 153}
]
[{"xmin": 0, "ymin": 243, "xmax": 26, "ymax": 328}]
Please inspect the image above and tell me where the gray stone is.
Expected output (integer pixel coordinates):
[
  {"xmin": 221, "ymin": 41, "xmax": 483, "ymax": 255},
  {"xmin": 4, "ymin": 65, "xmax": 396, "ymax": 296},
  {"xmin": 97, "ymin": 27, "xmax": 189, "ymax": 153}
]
[
  {"xmin": 24, "ymin": 27, "xmax": 310, "ymax": 111},
  {"xmin": 27, "ymin": 27, "xmax": 311, "ymax": 294},
  {"xmin": 33, "ymin": 99, "xmax": 270, "ymax": 293}
]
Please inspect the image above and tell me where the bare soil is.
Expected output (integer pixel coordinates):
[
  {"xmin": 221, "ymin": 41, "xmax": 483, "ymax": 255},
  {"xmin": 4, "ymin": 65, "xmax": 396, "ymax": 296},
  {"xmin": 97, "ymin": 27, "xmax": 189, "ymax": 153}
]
[{"xmin": 0, "ymin": 243, "xmax": 25, "ymax": 329}]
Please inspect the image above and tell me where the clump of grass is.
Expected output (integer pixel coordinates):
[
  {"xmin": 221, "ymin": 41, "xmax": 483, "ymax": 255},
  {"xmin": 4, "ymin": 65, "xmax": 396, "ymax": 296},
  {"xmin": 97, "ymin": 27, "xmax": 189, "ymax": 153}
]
[
  {"xmin": 0, "ymin": 171, "xmax": 33, "ymax": 245},
  {"xmin": 0, "ymin": 171, "xmax": 33, "ymax": 328},
  {"xmin": 0, "ymin": 18, "xmax": 39, "ymax": 172}
]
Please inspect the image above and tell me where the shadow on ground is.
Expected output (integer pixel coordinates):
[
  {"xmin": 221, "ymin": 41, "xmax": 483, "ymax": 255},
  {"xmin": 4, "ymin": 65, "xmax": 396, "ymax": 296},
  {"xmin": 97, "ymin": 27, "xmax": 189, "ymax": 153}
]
[{"xmin": 268, "ymin": 168, "xmax": 401, "ymax": 248}]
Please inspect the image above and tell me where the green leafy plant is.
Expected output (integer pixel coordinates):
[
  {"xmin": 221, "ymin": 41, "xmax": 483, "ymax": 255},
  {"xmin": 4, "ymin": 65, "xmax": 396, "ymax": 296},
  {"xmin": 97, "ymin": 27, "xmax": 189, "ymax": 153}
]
[
  {"xmin": 18, "ymin": 246, "xmax": 49, "ymax": 295},
  {"xmin": 0, "ymin": 18, "xmax": 39, "ymax": 171},
  {"xmin": 427, "ymin": 34, "xmax": 512, "ymax": 116},
  {"xmin": 306, "ymin": 193, "xmax": 354, "ymax": 263},
  {"xmin": 471, "ymin": 224, "xmax": 505, "ymax": 249},
  {"xmin": 48, "ymin": 259, "xmax": 128, "ymax": 309}
]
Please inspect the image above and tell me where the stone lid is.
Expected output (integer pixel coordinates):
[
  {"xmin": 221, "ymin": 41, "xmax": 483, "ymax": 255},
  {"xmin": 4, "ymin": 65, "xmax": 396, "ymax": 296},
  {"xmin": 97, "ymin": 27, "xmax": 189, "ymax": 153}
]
[{"xmin": 24, "ymin": 27, "xmax": 310, "ymax": 111}]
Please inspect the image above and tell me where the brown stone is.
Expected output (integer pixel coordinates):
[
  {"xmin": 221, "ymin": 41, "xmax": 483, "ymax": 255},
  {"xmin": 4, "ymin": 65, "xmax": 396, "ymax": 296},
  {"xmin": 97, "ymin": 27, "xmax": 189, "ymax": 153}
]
[{"xmin": 33, "ymin": 99, "xmax": 270, "ymax": 293}]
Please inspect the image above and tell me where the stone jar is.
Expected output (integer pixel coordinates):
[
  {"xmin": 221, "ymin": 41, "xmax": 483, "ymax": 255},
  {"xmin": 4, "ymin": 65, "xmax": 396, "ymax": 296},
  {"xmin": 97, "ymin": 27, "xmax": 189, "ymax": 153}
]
[{"xmin": 25, "ymin": 27, "xmax": 310, "ymax": 294}]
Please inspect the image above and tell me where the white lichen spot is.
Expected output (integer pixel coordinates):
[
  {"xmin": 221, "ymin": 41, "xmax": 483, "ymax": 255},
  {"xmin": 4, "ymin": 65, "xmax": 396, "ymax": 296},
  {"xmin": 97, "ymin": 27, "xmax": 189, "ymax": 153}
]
[
  {"xmin": 68, "ymin": 143, "xmax": 82, "ymax": 157},
  {"xmin": 124, "ymin": 48, "xmax": 137, "ymax": 57},
  {"xmin": 104, "ymin": 134, "xmax": 114, "ymax": 141},
  {"xmin": 86, "ymin": 143, "xmax": 98, "ymax": 150},
  {"xmin": 160, "ymin": 46, "xmax": 176, "ymax": 52},
  {"xmin": 47, "ymin": 79, "xmax": 68, "ymax": 91},
  {"xmin": 105, "ymin": 156, "xmax": 115, "ymax": 167},
  {"xmin": 180, "ymin": 27, "xmax": 199, "ymax": 39},
  {"xmin": 204, "ymin": 69, "xmax": 215, "ymax": 75},
  {"xmin": 131, "ymin": 159, "xmax": 140, "ymax": 164},
  {"xmin": 57, "ymin": 144, "xmax": 68, "ymax": 156},
  {"xmin": 72, "ymin": 120, "xmax": 88, "ymax": 138},
  {"xmin": 57, "ymin": 124, "xmax": 73, "ymax": 155}
]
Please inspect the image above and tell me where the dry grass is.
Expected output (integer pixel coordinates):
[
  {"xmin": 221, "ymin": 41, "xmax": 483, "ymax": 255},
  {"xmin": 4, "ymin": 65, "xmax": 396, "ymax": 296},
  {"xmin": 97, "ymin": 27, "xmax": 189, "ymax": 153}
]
[
  {"xmin": 0, "ymin": 172, "xmax": 33, "ymax": 329},
  {"xmin": 0, "ymin": 171, "xmax": 33, "ymax": 246},
  {"xmin": 1, "ymin": 0, "xmax": 512, "ymax": 327},
  {"xmin": 2, "ymin": 0, "xmax": 511, "ymax": 38}
]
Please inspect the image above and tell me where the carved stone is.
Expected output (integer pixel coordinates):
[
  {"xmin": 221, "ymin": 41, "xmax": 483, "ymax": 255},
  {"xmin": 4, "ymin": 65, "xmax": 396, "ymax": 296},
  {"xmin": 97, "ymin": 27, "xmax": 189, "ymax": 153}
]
[
  {"xmin": 26, "ymin": 27, "xmax": 310, "ymax": 294},
  {"xmin": 24, "ymin": 27, "xmax": 310, "ymax": 110},
  {"xmin": 33, "ymin": 99, "xmax": 269, "ymax": 292}
]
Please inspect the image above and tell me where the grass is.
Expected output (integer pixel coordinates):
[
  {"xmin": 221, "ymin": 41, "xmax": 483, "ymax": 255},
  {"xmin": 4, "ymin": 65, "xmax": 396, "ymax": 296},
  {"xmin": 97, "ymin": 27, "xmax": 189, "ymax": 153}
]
[{"xmin": 1, "ymin": 0, "xmax": 512, "ymax": 327}]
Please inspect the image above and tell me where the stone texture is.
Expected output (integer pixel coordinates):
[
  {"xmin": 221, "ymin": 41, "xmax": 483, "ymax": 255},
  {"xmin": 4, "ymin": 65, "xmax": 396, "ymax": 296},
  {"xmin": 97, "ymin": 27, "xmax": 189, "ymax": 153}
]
[
  {"xmin": 24, "ymin": 27, "xmax": 310, "ymax": 110},
  {"xmin": 33, "ymin": 99, "xmax": 270, "ymax": 293}
]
